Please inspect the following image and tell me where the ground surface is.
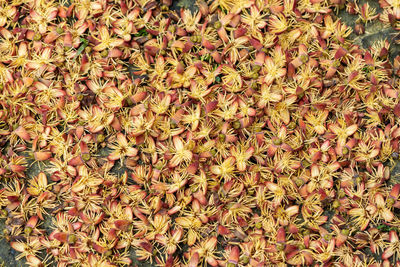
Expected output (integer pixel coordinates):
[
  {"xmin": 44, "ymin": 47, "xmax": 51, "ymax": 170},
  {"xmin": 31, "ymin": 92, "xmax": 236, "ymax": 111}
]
[{"xmin": 0, "ymin": 0, "xmax": 400, "ymax": 266}]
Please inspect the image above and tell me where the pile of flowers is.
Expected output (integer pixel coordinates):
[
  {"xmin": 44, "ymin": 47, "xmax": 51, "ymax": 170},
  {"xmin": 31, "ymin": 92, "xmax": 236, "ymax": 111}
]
[{"xmin": 0, "ymin": 0, "xmax": 400, "ymax": 266}]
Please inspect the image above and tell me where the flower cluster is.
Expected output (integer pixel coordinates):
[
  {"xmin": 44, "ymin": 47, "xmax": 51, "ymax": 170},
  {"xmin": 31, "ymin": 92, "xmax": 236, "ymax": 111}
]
[{"xmin": 0, "ymin": 0, "xmax": 400, "ymax": 266}]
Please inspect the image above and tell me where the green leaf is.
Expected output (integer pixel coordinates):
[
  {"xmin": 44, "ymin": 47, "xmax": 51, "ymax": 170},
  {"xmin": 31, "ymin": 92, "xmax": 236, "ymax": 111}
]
[
  {"xmin": 134, "ymin": 28, "xmax": 148, "ymax": 37},
  {"xmin": 377, "ymin": 224, "xmax": 391, "ymax": 232},
  {"xmin": 74, "ymin": 38, "xmax": 89, "ymax": 60}
]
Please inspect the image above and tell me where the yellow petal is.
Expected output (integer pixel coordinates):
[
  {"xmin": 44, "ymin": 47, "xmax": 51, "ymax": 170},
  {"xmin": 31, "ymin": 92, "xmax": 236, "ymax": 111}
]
[{"xmin": 37, "ymin": 172, "xmax": 47, "ymax": 188}]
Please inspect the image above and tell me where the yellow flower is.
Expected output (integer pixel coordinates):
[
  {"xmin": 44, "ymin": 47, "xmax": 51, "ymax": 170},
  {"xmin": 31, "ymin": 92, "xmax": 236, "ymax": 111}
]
[
  {"xmin": 221, "ymin": 65, "xmax": 243, "ymax": 93},
  {"xmin": 328, "ymin": 120, "xmax": 358, "ymax": 147},
  {"xmin": 210, "ymin": 156, "xmax": 236, "ymax": 181},
  {"xmin": 268, "ymin": 13, "xmax": 289, "ymax": 34},
  {"xmin": 93, "ymin": 26, "xmax": 124, "ymax": 51},
  {"xmin": 230, "ymin": 142, "xmax": 254, "ymax": 172},
  {"xmin": 257, "ymin": 83, "xmax": 283, "ymax": 108},
  {"xmin": 304, "ymin": 110, "xmax": 329, "ymax": 135},
  {"xmin": 170, "ymin": 66, "xmax": 197, "ymax": 88},
  {"xmin": 241, "ymin": 6, "xmax": 267, "ymax": 35},
  {"xmin": 169, "ymin": 136, "xmax": 193, "ymax": 167},
  {"xmin": 366, "ymin": 193, "xmax": 394, "ymax": 222},
  {"xmin": 27, "ymin": 172, "xmax": 50, "ymax": 196},
  {"xmin": 263, "ymin": 56, "xmax": 287, "ymax": 85},
  {"xmin": 108, "ymin": 133, "xmax": 138, "ymax": 163},
  {"xmin": 71, "ymin": 165, "xmax": 103, "ymax": 193}
]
